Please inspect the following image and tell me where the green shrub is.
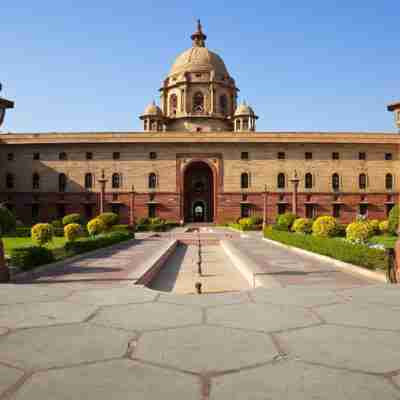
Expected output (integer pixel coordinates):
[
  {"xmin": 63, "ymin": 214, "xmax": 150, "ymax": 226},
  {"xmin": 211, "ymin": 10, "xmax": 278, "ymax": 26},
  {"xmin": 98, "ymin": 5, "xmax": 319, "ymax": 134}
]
[
  {"xmin": 64, "ymin": 223, "xmax": 82, "ymax": 242},
  {"xmin": 98, "ymin": 212, "xmax": 119, "ymax": 229},
  {"xmin": 276, "ymin": 212, "xmax": 296, "ymax": 231},
  {"xmin": 379, "ymin": 220, "xmax": 390, "ymax": 235},
  {"xmin": 292, "ymin": 218, "xmax": 312, "ymax": 234},
  {"xmin": 31, "ymin": 223, "xmax": 53, "ymax": 246},
  {"xmin": 388, "ymin": 205, "xmax": 399, "ymax": 235},
  {"xmin": 62, "ymin": 213, "xmax": 82, "ymax": 226},
  {"xmin": 333, "ymin": 223, "xmax": 347, "ymax": 237},
  {"xmin": 10, "ymin": 246, "xmax": 54, "ymax": 270},
  {"xmin": 148, "ymin": 217, "xmax": 162, "ymax": 225},
  {"xmin": 0, "ymin": 205, "xmax": 16, "ymax": 234},
  {"xmin": 65, "ymin": 231, "xmax": 134, "ymax": 255},
  {"xmin": 264, "ymin": 227, "xmax": 388, "ymax": 271},
  {"xmin": 111, "ymin": 224, "xmax": 130, "ymax": 232},
  {"xmin": 87, "ymin": 218, "xmax": 106, "ymax": 236},
  {"xmin": 138, "ymin": 217, "xmax": 149, "ymax": 225},
  {"xmin": 312, "ymin": 216, "xmax": 337, "ymax": 238},
  {"xmin": 346, "ymin": 222, "xmax": 371, "ymax": 243}
]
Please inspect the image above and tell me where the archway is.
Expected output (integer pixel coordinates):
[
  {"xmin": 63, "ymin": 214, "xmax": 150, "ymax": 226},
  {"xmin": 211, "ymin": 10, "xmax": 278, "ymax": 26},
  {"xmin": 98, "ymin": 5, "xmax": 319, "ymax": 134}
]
[{"xmin": 183, "ymin": 161, "xmax": 214, "ymax": 223}]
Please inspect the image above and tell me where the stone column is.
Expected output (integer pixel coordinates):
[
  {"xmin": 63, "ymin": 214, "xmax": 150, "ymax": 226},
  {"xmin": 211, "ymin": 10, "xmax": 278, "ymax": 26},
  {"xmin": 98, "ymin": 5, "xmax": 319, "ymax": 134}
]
[
  {"xmin": 262, "ymin": 185, "xmax": 268, "ymax": 231},
  {"xmin": 129, "ymin": 185, "xmax": 136, "ymax": 230},
  {"xmin": 290, "ymin": 171, "xmax": 300, "ymax": 216},
  {"xmin": 98, "ymin": 170, "xmax": 108, "ymax": 214}
]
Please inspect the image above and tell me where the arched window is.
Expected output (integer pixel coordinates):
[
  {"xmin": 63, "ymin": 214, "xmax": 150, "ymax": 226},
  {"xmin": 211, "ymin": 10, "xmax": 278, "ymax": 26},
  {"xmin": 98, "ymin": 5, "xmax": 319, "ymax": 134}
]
[
  {"xmin": 305, "ymin": 173, "xmax": 313, "ymax": 189},
  {"xmin": 59, "ymin": 173, "xmax": 67, "ymax": 192},
  {"xmin": 59, "ymin": 152, "xmax": 67, "ymax": 160},
  {"xmin": 112, "ymin": 173, "xmax": 121, "ymax": 189},
  {"xmin": 385, "ymin": 173, "xmax": 393, "ymax": 190},
  {"xmin": 241, "ymin": 173, "xmax": 249, "ymax": 189},
  {"xmin": 359, "ymin": 173, "xmax": 367, "ymax": 190},
  {"xmin": 277, "ymin": 173, "xmax": 285, "ymax": 189},
  {"xmin": 32, "ymin": 173, "xmax": 40, "ymax": 189},
  {"xmin": 148, "ymin": 173, "xmax": 157, "ymax": 189},
  {"xmin": 170, "ymin": 94, "xmax": 178, "ymax": 115},
  {"xmin": 193, "ymin": 92, "xmax": 204, "ymax": 113},
  {"xmin": 6, "ymin": 173, "xmax": 14, "ymax": 189},
  {"xmin": 236, "ymin": 119, "xmax": 241, "ymax": 131},
  {"xmin": 219, "ymin": 95, "xmax": 228, "ymax": 114},
  {"xmin": 242, "ymin": 119, "xmax": 249, "ymax": 130},
  {"xmin": 85, "ymin": 173, "xmax": 93, "ymax": 189},
  {"xmin": 332, "ymin": 173, "xmax": 340, "ymax": 191}
]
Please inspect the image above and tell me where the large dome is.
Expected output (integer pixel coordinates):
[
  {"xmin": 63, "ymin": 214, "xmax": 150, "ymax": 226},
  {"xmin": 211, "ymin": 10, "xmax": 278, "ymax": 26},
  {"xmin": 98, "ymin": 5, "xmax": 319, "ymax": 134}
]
[{"xmin": 169, "ymin": 46, "xmax": 229, "ymax": 78}]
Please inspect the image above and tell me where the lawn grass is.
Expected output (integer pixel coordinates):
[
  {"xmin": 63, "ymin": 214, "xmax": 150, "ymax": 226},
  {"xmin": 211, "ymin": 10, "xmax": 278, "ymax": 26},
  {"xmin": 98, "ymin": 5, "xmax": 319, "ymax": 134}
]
[
  {"xmin": 369, "ymin": 235, "xmax": 397, "ymax": 249},
  {"xmin": 2, "ymin": 237, "xmax": 66, "ymax": 255}
]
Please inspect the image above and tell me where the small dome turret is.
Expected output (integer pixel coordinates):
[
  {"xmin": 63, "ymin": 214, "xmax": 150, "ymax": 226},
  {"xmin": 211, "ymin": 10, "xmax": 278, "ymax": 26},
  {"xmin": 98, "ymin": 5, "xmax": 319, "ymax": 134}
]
[
  {"xmin": 233, "ymin": 101, "xmax": 258, "ymax": 132},
  {"xmin": 140, "ymin": 101, "xmax": 164, "ymax": 132},
  {"xmin": 141, "ymin": 101, "xmax": 163, "ymax": 117}
]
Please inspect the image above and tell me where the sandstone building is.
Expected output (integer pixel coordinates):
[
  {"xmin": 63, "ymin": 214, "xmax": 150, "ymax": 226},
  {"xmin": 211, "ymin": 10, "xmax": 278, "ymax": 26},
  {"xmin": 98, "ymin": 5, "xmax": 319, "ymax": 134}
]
[{"xmin": 1, "ymin": 22, "xmax": 400, "ymax": 225}]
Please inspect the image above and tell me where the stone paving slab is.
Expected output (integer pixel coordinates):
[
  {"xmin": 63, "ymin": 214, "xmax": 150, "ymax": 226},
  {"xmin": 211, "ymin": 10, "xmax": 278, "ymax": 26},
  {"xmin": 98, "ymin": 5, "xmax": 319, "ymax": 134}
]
[
  {"xmin": 210, "ymin": 359, "xmax": 400, "ymax": 400},
  {"xmin": 340, "ymin": 285, "xmax": 400, "ymax": 306},
  {"xmin": 158, "ymin": 291, "xmax": 250, "ymax": 307},
  {"xmin": 0, "ymin": 364, "xmax": 24, "ymax": 398},
  {"xmin": 0, "ymin": 324, "xmax": 134, "ymax": 370},
  {"xmin": 10, "ymin": 359, "xmax": 200, "ymax": 400}
]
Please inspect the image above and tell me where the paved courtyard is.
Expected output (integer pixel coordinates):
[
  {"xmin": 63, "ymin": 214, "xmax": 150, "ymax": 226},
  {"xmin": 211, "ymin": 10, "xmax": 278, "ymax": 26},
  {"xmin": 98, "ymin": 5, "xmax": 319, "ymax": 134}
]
[{"xmin": 1, "ymin": 228, "xmax": 399, "ymax": 399}]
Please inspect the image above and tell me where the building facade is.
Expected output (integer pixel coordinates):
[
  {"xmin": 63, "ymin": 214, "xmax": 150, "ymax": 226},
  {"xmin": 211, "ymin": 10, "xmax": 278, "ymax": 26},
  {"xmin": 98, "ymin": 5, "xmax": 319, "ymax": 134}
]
[{"xmin": 1, "ymin": 22, "xmax": 400, "ymax": 225}]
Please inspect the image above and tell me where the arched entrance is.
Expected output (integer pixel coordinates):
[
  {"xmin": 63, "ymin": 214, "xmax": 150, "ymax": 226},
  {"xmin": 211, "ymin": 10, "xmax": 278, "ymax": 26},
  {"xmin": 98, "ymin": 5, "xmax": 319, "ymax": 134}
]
[{"xmin": 183, "ymin": 161, "xmax": 214, "ymax": 223}]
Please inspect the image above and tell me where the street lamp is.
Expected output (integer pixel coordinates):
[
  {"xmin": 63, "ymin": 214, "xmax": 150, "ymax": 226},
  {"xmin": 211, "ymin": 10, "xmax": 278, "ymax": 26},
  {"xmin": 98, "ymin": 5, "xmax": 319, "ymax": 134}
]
[
  {"xmin": 262, "ymin": 184, "xmax": 268, "ymax": 230},
  {"xmin": 290, "ymin": 170, "xmax": 300, "ymax": 216}
]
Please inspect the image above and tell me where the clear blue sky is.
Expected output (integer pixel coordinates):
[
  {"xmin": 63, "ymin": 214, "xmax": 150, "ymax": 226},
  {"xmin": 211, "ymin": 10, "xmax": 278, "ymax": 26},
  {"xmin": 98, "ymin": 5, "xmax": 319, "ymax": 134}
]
[{"xmin": 1, "ymin": 0, "xmax": 399, "ymax": 133}]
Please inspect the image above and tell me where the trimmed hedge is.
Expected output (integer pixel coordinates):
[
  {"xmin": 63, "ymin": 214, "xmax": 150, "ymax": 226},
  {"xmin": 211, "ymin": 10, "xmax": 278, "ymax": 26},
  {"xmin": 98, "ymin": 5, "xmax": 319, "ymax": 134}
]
[
  {"xmin": 62, "ymin": 213, "xmax": 82, "ymax": 226},
  {"xmin": 264, "ymin": 227, "xmax": 388, "ymax": 271},
  {"xmin": 65, "ymin": 231, "xmax": 134, "ymax": 255},
  {"xmin": 10, "ymin": 246, "xmax": 55, "ymax": 270},
  {"xmin": 388, "ymin": 205, "xmax": 399, "ymax": 235}
]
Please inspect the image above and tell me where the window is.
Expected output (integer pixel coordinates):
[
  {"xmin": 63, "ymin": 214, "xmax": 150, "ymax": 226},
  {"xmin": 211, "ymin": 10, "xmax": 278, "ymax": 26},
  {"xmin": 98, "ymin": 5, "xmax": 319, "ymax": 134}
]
[
  {"xmin": 236, "ymin": 119, "xmax": 241, "ymax": 131},
  {"xmin": 305, "ymin": 204, "xmax": 315, "ymax": 219},
  {"xmin": 305, "ymin": 152, "xmax": 313, "ymax": 160},
  {"xmin": 332, "ymin": 152, "xmax": 339, "ymax": 160},
  {"xmin": 32, "ymin": 204, "xmax": 39, "ymax": 221},
  {"xmin": 86, "ymin": 152, "xmax": 93, "ymax": 160},
  {"xmin": 278, "ymin": 152, "xmax": 286, "ymax": 160},
  {"xmin": 59, "ymin": 152, "xmax": 67, "ymax": 160},
  {"xmin": 84, "ymin": 173, "xmax": 93, "ymax": 189},
  {"xmin": 241, "ymin": 173, "xmax": 249, "ymax": 189},
  {"xmin": 112, "ymin": 173, "xmax": 121, "ymax": 189},
  {"xmin": 241, "ymin": 152, "xmax": 249, "ymax": 160},
  {"xmin": 385, "ymin": 153, "xmax": 393, "ymax": 161},
  {"xmin": 169, "ymin": 94, "xmax": 178, "ymax": 115},
  {"xmin": 193, "ymin": 92, "xmax": 204, "ymax": 113},
  {"xmin": 359, "ymin": 173, "xmax": 367, "ymax": 190},
  {"xmin": 7, "ymin": 153, "xmax": 14, "ymax": 161},
  {"xmin": 278, "ymin": 204, "xmax": 287, "ymax": 215},
  {"xmin": 386, "ymin": 203, "xmax": 394, "ymax": 217},
  {"xmin": 57, "ymin": 204, "xmax": 66, "ymax": 219},
  {"xmin": 58, "ymin": 173, "xmax": 67, "ymax": 192},
  {"xmin": 33, "ymin": 152, "xmax": 40, "ymax": 160},
  {"xmin": 32, "ymin": 173, "xmax": 40, "ymax": 189},
  {"xmin": 242, "ymin": 119, "xmax": 249, "ymax": 130},
  {"xmin": 149, "ymin": 152, "xmax": 157, "ymax": 160},
  {"xmin": 385, "ymin": 173, "xmax": 393, "ymax": 190},
  {"xmin": 277, "ymin": 173, "xmax": 285, "ymax": 189},
  {"xmin": 113, "ymin": 152, "xmax": 120, "ymax": 160},
  {"xmin": 148, "ymin": 173, "xmax": 157, "ymax": 189},
  {"xmin": 241, "ymin": 204, "xmax": 250, "ymax": 218},
  {"xmin": 219, "ymin": 95, "xmax": 228, "ymax": 114},
  {"xmin": 111, "ymin": 204, "xmax": 120, "ymax": 216},
  {"xmin": 333, "ymin": 204, "xmax": 341, "ymax": 218},
  {"xmin": 359, "ymin": 204, "xmax": 368, "ymax": 216},
  {"xmin": 305, "ymin": 173, "xmax": 313, "ymax": 189},
  {"xmin": 359, "ymin": 152, "xmax": 366, "ymax": 160},
  {"xmin": 148, "ymin": 204, "xmax": 156, "ymax": 218},
  {"xmin": 332, "ymin": 173, "xmax": 340, "ymax": 191},
  {"xmin": 6, "ymin": 173, "xmax": 14, "ymax": 189},
  {"xmin": 84, "ymin": 204, "xmax": 93, "ymax": 220}
]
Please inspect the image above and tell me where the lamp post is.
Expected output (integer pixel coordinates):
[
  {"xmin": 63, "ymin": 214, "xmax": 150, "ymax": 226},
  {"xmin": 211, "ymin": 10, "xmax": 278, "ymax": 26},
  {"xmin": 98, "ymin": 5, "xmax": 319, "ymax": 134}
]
[
  {"xmin": 130, "ymin": 185, "xmax": 136, "ymax": 231},
  {"xmin": 290, "ymin": 170, "xmax": 300, "ymax": 216},
  {"xmin": 262, "ymin": 184, "xmax": 268, "ymax": 230},
  {"xmin": 98, "ymin": 169, "xmax": 108, "ymax": 214}
]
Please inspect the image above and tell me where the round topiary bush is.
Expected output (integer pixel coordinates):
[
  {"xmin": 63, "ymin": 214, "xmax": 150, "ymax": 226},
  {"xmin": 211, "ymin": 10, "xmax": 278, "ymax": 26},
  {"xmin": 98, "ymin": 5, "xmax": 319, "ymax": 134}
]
[
  {"xmin": 64, "ymin": 223, "xmax": 82, "ymax": 242},
  {"xmin": 367, "ymin": 219, "xmax": 380, "ymax": 236},
  {"xmin": 98, "ymin": 212, "xmax": 119, "ymax": 230},
  {"xmin": 292, "ymin": 218, "xmax": 312, "ymax": 234},
  {"xmin": 346, "ymin": 222, "xmax": 371, "ymax": 243},
  {"xmin": 87, "ymin": 218, "xmax": 106, "ymax": 236},
  {"xmin": 62, "ymin": 213, "xmax": 82, "ymax": 226},
  {"xmin": 277, "ymin": 212, "xmax": 296, "ymax": 231},
  {"xmin": 388, "ymin": 205, "xmax": 399, "ymax": 235},
  {"xmin": 379, "ymin": 220, "xmax": 390, "ymax": 235},
  {"xmin": 312, "ymin": 216, "xmax": 337, "ymax": 238},
  {"xmin": 0, "ymin": 205, "xmax": 16, "ymax": 234},
  {"xmin": 31, "ymin": 223, "xmax": 53, "ymax": 246}
]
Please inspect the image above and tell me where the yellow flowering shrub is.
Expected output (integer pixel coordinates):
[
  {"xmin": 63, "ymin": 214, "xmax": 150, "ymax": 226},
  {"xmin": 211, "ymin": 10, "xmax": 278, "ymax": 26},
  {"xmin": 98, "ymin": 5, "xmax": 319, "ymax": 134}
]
[
  {"xmin": 31, "ymin": 223, "xmax": 53, "ymax": 246},
  {"xmin": 64, "ymin": 223, "xmax": 82, "ymax": 242},
  {"xmin": 87, "ymin": 218, "xmax": 106, "ymax": 236},
  {"xmin": 292, "ymin": 218, "xmax": 312, "ymax": 234},
  {"xmin": 346, "ymin": 222, "xmax": 371, "ymax": 243},
  {"xmin": 379, "ymin": 220, "xmax": 390, "ymax": 235},
  {"xmin": 312, "ymin": 216, "xmax": 337, "ymax": 238}
]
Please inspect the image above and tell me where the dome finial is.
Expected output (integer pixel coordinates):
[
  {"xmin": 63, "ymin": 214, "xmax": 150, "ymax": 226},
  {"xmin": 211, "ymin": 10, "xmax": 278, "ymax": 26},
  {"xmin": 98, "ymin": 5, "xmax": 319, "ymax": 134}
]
[{"xmin": 191, "ymin": 19, "xmax": 207, "ymax": 47}]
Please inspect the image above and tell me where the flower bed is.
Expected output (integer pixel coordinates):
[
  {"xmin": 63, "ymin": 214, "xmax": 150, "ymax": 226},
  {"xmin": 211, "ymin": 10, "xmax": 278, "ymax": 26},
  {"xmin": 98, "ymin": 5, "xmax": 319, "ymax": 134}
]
[{"xmin": 264, "ymin": 227, "xmax": 388, "ymax": 271}]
